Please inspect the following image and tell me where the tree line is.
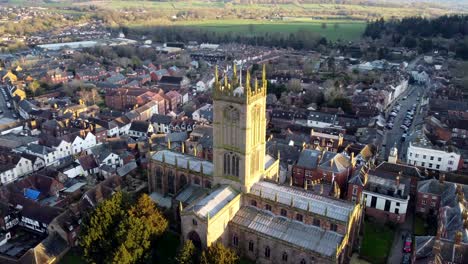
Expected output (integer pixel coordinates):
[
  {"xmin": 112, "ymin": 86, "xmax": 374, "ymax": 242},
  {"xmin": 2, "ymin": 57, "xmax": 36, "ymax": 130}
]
[{"xmin": 363, "ymin": 16, "xmax": 468, "ymax": 59}]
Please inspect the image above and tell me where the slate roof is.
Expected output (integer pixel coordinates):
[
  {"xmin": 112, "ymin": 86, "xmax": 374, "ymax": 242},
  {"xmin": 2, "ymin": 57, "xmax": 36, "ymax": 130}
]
[
  {"xmin": 159, "ymin": 76, "xmax": 183, "ymax": 84},
  {"xmin": 117, "ymin": 161, "xmax": 137, "ymax": 177},
  {"xmin": 129, "ymin": 121, "xmax": 150, "ymax": 133},
  {"xmin": 296, "ymin": 149, "xmax": 322, "ymax": 169}
]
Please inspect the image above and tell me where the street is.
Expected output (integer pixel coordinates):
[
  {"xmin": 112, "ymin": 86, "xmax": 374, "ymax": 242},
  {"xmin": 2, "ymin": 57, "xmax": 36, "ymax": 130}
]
[
  {"xmin": 382, "ymin": 84, "xmax": 426, "ymax": 160},
  {"xmin": 0, "ymin": 85, "xmax": 17, "ymax": 120},
  {"xmin": 386, "ymin": 205, "xmax": 415, "ymax": 264}
]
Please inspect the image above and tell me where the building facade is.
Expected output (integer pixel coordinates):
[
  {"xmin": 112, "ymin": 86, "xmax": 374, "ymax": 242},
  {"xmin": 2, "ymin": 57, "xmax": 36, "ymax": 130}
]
[
  {"xmin": 407, "ymin": 142, "xmax": 461, "ymax": 172},
  {"xmin": 148, "ymin": 65, "xmax": 363, "ymax": 263}
]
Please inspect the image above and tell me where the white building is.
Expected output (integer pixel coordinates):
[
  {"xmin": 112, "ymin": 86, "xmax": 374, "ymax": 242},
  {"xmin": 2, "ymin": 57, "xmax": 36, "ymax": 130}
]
[
  {"xmin": 411, "ymin": 71, "xmax": 429, "ymax": 84},
  {"xmin": 192, "ymin": 104, "xmax": 213, "ymax": 123},
  {"xmin": 66, "ymin": 132, "xmax": 98, "ymax": 155},
  {"xmin": 0, "ymin": 154, "xmax": 44, "ymax": 185},
  {"xmin": 306, "ymin": 112, "xmax": 336, "ymax": 128},
  {"xmin": 407, "ymin": 135, "xmax": 461, "ymax": 172}
]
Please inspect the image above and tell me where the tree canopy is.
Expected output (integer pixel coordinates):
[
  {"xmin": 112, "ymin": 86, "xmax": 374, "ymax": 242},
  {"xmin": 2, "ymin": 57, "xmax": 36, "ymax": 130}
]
[{"xmin": 79, "ymin": 192, "xmax": 168, "ymax": 264}]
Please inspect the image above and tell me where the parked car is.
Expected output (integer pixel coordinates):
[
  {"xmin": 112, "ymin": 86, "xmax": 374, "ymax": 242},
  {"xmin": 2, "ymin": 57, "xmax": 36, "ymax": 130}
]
[
  {"xmin": 402, "ymin": 253, "xmax": 411, "ymax": 264},
  {"xmin": 403, "ymin": 235, "xmax": 412, "ymax": 253}
]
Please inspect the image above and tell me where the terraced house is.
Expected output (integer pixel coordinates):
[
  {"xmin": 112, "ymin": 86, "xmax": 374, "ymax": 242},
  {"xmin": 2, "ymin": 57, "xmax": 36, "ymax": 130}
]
[{"xmin": 148, "ymin": 66, "xmax": 363, "ymax": 263}]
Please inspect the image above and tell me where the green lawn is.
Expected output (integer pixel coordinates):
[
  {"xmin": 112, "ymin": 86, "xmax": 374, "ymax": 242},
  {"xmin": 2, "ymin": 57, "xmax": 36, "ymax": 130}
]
[{"xmin": 360, "ymin": 221, "xmax": 394, "ymax": 264}]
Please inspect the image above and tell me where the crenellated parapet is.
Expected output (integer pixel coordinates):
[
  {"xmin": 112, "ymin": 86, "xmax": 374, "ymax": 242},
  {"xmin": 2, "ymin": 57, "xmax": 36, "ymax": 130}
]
[{"xmin": 213, "ymin": 64, "xmax": 267, "ymax": 104}]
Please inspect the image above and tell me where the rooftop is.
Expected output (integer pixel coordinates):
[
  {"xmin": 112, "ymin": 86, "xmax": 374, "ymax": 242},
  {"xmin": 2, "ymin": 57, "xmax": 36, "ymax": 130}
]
[
  {"xmin": 151, "ymin": 150, "xmax": 213, "ymax": 176},
  {"xmin": 231, "ymin": 206, "xmax": 343, "ymax": 257},
  {"xmin": 250, "ymin": 181, "xmax": 355, "ymax": 222},
  {"xmin": 186, "ymin": 185, "xmax": 238, "ymax": 219}
]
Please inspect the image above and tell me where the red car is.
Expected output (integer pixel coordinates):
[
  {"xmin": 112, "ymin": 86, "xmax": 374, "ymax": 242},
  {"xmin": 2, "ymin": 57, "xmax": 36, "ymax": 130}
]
[{"xmin": 403, "ymin": 236, "xmax": 412, "ymax": 253}]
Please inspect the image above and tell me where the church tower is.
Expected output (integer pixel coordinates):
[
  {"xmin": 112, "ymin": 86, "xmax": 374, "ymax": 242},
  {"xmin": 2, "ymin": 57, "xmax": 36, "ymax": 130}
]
[{"xmin": 212, "ymin": 64, "xmax": 268, "ymax": 193}]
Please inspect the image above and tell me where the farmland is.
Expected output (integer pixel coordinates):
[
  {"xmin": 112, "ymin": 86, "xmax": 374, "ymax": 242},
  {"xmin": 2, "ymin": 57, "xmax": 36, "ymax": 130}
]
[{"xmin": 169, "ymin": 19, "xmax": 366, "ymax": 41}]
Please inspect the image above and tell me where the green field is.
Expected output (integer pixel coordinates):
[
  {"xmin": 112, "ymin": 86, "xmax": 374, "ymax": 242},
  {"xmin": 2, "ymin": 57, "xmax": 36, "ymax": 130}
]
[{"xmin": 173, "ymin": 19, "xmax": 366, "ymax": 41}]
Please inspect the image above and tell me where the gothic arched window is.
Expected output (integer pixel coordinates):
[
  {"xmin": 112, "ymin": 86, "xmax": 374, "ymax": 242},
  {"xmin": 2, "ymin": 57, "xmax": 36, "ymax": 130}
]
[
  {"xmin": 223, "ymin": 152, "xmax": 240, "ymax": 177},
  {"xmin": 248, "ymin": 240, "xmax": 254, "ymax": 251},
  {"xmin": 155, "ymin": 167, "xmax": 163, "ymax": 189},
  {"xmin": 264, "ymin": 246, "xmax": 270, "ymax": 259},
  {"xmin": 223, "ymin": 106, "xmax": 240, "ymax": 147},
  {"xmin": 232, "ymin": 234, "xmax": 238, "ymax": 246},
  {"xmin": 282, "ymin": 252, "xmax": 288, "ymax": 261},
  {"xmin": 167, "ymin": 170, "xmax": 175, "ymax": 194}
]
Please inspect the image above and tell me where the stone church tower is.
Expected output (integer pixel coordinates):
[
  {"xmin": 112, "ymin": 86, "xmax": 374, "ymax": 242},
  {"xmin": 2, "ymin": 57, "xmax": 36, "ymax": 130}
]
[{"xmin": 212, "ymin": 64, "xmax": 268, "ymax": 192}]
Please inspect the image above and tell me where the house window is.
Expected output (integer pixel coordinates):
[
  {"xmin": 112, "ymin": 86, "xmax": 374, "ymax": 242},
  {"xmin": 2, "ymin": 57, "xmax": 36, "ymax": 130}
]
[
  {"xmin": 415, "ymin": 154, "xmax": 419, "ymax": 158},
  {"xmin": 438, "ymin": 157, "xmax": 442, "ymax": 162},
  {"xmin": 192, "ymin": 219, "xmax": 197, "ymax": 226},
  {"xmin": 233, "ymin": 235, "xmax": 238, "ymax": 246},
  {"xmin": 436, "ymin": 165, "xmax": 440, "ymax": 169},
  {"xmin": 300, "ymin": 259, "xmax": 307, "ymax": 264},
  {"xmin": 429, "ymin": 163, "xmax": 433, "ymax": 168},
  {"xmin": 280, "ymin": 209, "xmax": 287, "ymax": 217},
  {"xmin": 430, "ymin": 156, "xmax": 434, "ymax": 160},
  {"xmin": 265, "ymin": 204, "xmax": 272, "ymax": 211},
  {"xmin": 296, "ymin": 214, "xmax": 303, "ymax": 222},
  {"xmin": 282, "ymin": 252, "xmax": 288, "ymax": 261},
  {"xmin": 330, "ymin": 223, "xmax": 338, "ymax": 232},
  {"xmin": 421, "ymin": 162, "xmax": 425, "ymax": 167},
  {"xmin": 395, "ymin": 208, "xmax": 399, "ymax": 214},
  {"xmin": 423, "ymin": 155, "xmax": 427, "ymax": 159},
  {"xmin": 352, "ymin": 185, "xmax": 358, "ymax": 195},
  {"xmin": 248, "ymin": 241, "xmax": 254, "ymax": 251},
  {"xmin": 313, "ymin": 218, "xmax": 320, "ymax": 227},
  {"xmin": 448, "ymin": 160, "xmax": 454, "ymax": 165},
  {"xmin": 264, "ymin": 246, "xmax": 270, "ymax": 258},
  {"xmin": 409, "ymin": 153, "xmax": 412, "ymax": 157},
  {"xmin": 422, "ymin": 199, "xmax": 427, "ymax": 205},
  {"xmin": 250, "ymin": 200, "xmax": 257, "ymax": 207}
]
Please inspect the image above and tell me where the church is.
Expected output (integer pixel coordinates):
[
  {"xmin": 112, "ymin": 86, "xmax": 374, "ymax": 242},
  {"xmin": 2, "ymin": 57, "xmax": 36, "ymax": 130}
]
[{"xmin": 148, "ymin": 65, "xmax": 363, "ymax": 264}]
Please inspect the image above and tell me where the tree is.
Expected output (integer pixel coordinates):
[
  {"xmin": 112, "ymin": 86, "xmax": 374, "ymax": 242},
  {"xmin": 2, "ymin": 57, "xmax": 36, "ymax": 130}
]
[
  {"xmin": 286, "ymin": 78, "xmax": 302, "ymax": 93},
  {"xmin": 80, "ymin": 192, "xmax": 128, "ymax": 264},
  {"xmin": 28, "ymin": 80, "xmax": 40, "ymax": 96},
  {"xmin": 200, "ymin": 243, "xmax": 238, "ymax": 264},
  {"xmin": 79, "ymin": 192, "xmax": 168, "ymax": 264},
  {"xmin": 176, "ymin": 240, "xmax": 196, "ymax": 264}
]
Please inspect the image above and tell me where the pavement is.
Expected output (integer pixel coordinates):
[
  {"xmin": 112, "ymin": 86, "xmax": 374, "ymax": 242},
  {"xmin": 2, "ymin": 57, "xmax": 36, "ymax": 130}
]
[{"xmin": 387, "ymin": 205, "xmax": 415, "ymax": 264}]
